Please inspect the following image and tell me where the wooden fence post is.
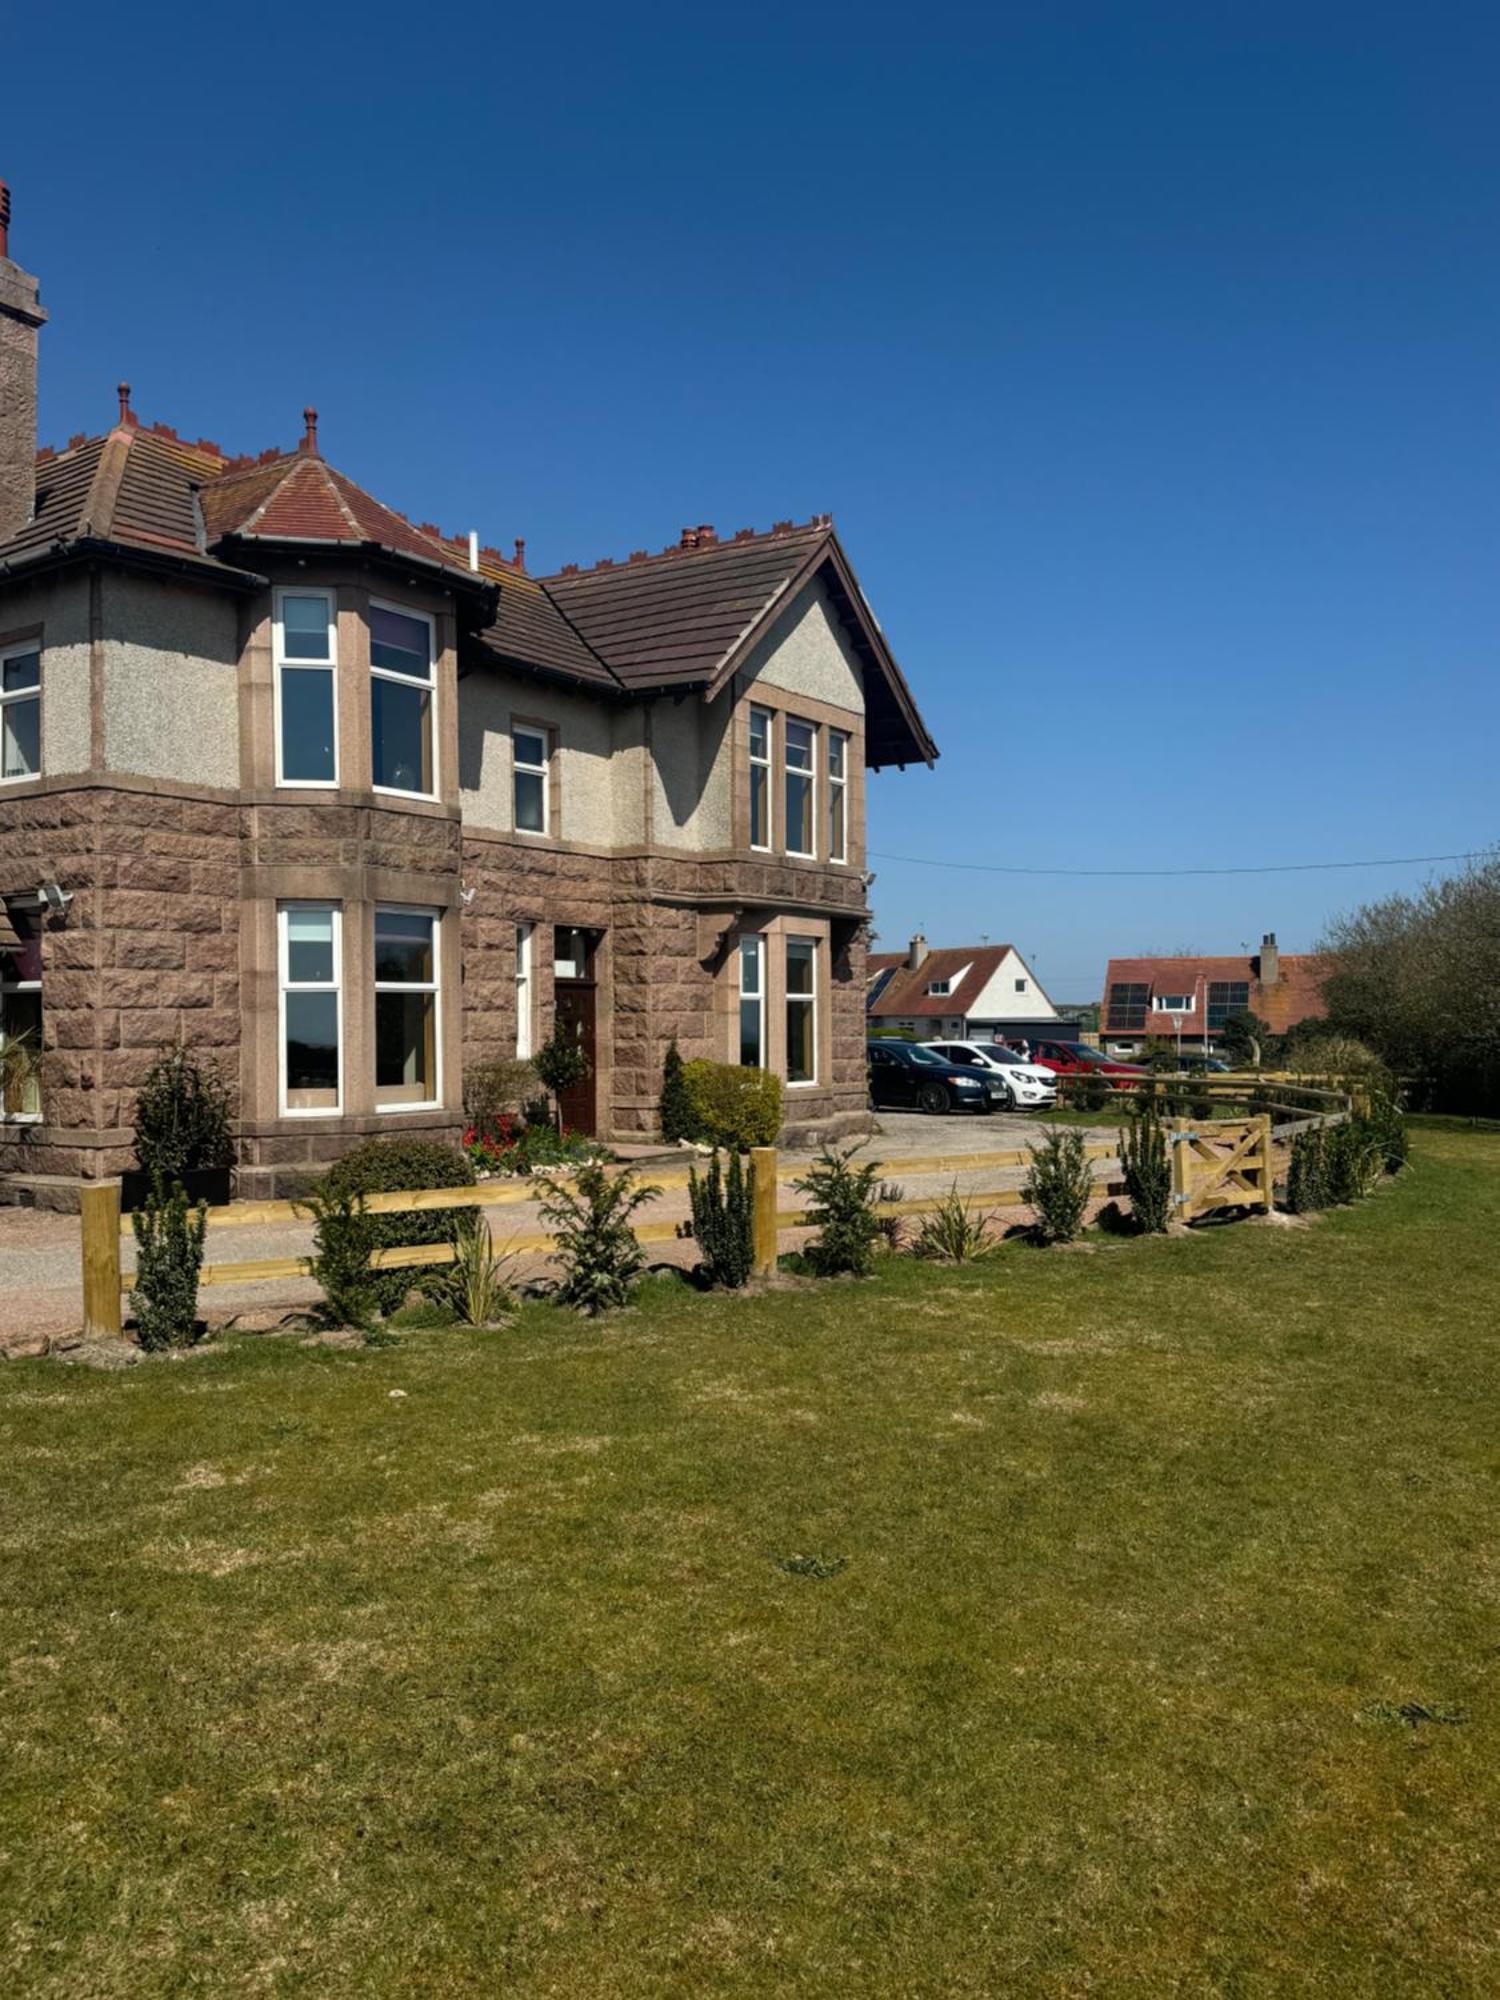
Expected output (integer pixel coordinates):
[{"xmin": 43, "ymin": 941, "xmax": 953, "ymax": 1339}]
[
  {"xmin": 1168, "ymin": 1117, "xmax": 1190, "ymax": 1219},
  {"xmin": 1256, "ymin": 1113, "xmax": 1274, "ymax": 1213},
  {"xmin": 750, "ymin": 1146, "xmax": 779, "ymax": 1277},
  {"xmin": 80, "ymin": 1180, "xmax": 123, "ymax": 1338}
]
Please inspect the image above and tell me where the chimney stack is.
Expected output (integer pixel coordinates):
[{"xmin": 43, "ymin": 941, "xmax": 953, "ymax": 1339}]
[
  {"xmin": 0, "ymin": 181, "xmax": 48, "ymax": 544},
  {"xmin": 906, "ymin": 932, "xmax": 928, "ymax": 971},
  {"xmin": 1258, "ymin": 931, "xmax": 1280, "ymax": 987}
]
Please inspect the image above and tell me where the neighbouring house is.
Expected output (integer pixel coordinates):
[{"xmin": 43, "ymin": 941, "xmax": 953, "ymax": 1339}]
[
  {"xmin": 1099, "ymin": 933, "xmax": 1328, "ymax": 1056},
  {"xmin": 866, "ymin": 935, "xmax": 1068, "ymax": 1043},
  {"xmin": 0, "ymin": 185, "xmax": 936, "ymax": 1200}
]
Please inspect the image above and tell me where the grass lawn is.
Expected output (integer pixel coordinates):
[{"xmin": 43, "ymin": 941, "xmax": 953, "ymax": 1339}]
[{"xmin": 4, "ymin": 1131, "xmax": 1499, "ymax": 1996}]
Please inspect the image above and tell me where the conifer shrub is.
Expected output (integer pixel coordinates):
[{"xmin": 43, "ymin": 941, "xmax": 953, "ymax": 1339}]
[
  {"xmin": 130, "ymin": 1174, "xmax": 208, "ymax": 1349},
  {"xmin": 688, "ymin": 1149, "xmax": 755, "ymax": 1288},
  {"xmin": 301, "ymin": 1183, "xmax": 382, "ymax": 1331},
  {"xmin": 1286, "ymin": 1126, "xmax": 1330, "ymax": 1213},
  {"xmin": 1119, "ymin": 1097, "xmax": 1172, "ymax": 1234},
  {"xmin": 1022, "ymin": 1125, "xmax": 1095, "ymax": 1244},
  {"xmin": 680, "ymin": 1060, "xmax": 783, "ymax": 1150},
  {"xmin": 133, "ymin": 1045, "xmax": 235, "ymax": 1178},
  {"xmin": 659, "ymin": 1037, "xmax": 695, "ymax": 1143},
  {"xmin": 793, "ymin": 1143, "xmax": 883, "ymax": 1277},
  {"xmin": 538, "ymin": 1162, "xmax": 661, "ymax": 1314},
  {"xmin": 319, "ymin": 1139, "xmax": 476, "ymax": 1316}
]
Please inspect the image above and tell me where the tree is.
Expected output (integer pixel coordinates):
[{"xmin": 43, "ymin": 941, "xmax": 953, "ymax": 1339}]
[
  {"xmin": 1218, "ymin": 1008, "xmax": 1272, "ymax": 1070},
  {"xmin": 532, "ymin": 1021, "xmax": 590, "ymax": 1133}
]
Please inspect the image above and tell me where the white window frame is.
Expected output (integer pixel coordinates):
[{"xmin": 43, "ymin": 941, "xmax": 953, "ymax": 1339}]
[
  {"xmin": 828, "ymin": 729, "xmax": 849, "ymax": 864},
  {"xmin": 927, "ymin": 978, "xmax": 952, "ymax": 997},
  {"xmin": 739, "ymin": 932, "xmax": 765, "ymax": 1069},
  {"xmin": 784, "ymin": 718, "xmax": 817, "ymax": 860},
  {"xmin": 748, "ymin": 704, "xmax": 773, "ymax": 852},
  {"xmin": 515, "ymin": 922, "xmax": 535, "ymax": 1060},
  {"xmin": 785, "ymin": 936, "xmax": 818, "ymax": 1088},
  {"xmin": 1, "ymin": 640, "xmax": 43, "ymax": 788},
  {"xmin": 512, "ymin": 726, "xmax": 551, "ymax": 837},
  {"xmin": 277, "ymin": 902, "xmax": 343, "ymax": 1118},
  {"xmin": 370, "ymin": 598, "xmax": 438, "ymax": 802},
  {"xmin": 374, "ymin": 905, "xmax": 442, "ymax": 1112},
  {"xmin": 272, "ymin": 588, "xmax": 338, "ymax": 790},
  {"xmin": 1154, "ymin": 994, "xmax": 1191, "ymax": 1013}
]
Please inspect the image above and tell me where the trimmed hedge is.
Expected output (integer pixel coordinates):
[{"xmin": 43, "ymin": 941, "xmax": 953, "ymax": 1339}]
[
  {"xmin": 679, "ymin": 1060, "xmax": 783, "ymax": 1150},
  {"xmin": 319, "ymin": 1138, "xmax": 476, "ymax": 1315}
]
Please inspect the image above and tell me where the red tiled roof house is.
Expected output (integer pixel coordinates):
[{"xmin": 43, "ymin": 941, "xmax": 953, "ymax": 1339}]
[
  {"xmin": 867, "ymin": 934, "xmax": 1060, "ymax": 1039},
  {"xmin": 1100, "ymin": 934, "xmax": 1328, "ymax": 1054},
  {"xmin": 0, "ymin": 187, "xmax": 936, "ymax": 1197}
]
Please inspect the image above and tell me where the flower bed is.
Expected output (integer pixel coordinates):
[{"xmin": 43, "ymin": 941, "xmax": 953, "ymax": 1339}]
[{"xmin": 461, "ymin": 1116, "xmax": 607, "ymax": 1179}]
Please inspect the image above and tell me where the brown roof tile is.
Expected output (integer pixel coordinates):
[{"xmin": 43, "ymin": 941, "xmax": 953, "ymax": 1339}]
[
  {"xmin": 869, "ymin": 945, "xmax": 1017, "ymax": 1020},
  {"xmin": 1101, "ymin": 953, "xmax": 1330, "ymax": 1037}
]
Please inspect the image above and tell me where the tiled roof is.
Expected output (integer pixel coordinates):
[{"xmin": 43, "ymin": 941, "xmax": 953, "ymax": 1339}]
[
  {"xmin": 475, "ymin": 574, "xmax": 618, "ymax": 690},
  {"xmin": 868, "ymin": 945, "xmax": 1016, "ymax": 1021},
  {"xmin": 1101, "ymin": 953, "xmax": 1330, "ymax": 1036},
  {"xmin": 208, "ymin": 451, "xmax": 484, "ymax": 583}
]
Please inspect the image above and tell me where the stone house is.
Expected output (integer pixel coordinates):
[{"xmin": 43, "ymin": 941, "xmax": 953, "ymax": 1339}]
[{"xmin": 0, "ymin": 186, "xmax": 936, "ymax": 1199}]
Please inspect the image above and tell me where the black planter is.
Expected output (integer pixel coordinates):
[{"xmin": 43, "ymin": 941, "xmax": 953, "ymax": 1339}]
[{"xmin": 120, "ymin": 1165, "xmax": 234, "ymax": 1214}]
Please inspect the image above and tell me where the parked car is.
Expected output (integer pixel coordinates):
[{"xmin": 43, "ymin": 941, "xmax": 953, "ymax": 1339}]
[
  {"xmin": 1171, "ymin": 1050, "xmax": 1232, "ymax": 1074},
  {"xmin": 867, "ymin": 1040, "xmax": 1007, "ymax": 1115},
  {"xmin": 922, "ymin": 1041, "xmax": 1057, "ymax": 1110},
  {"xmin": 1028, "ymin": 1040, "xmax": 1149, "ymax": 1090}
]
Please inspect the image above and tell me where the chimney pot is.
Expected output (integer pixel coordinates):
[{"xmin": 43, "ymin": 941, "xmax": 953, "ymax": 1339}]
[
  {"xmin": 301, "ymin": 406, "xmax": 319, "ymax": 456},
  {"xmin": 906, "ymin": 933, "xmax": 928, "ymax": 972},
  {"xmin": 513, "ymin": 537, "xmax": 526, "ymax": 571},
  {"xmin": 116, "ymin": 381, "xmax": 134, "ymax": 427},
  {"xmin": 1258, "ymin": 931, "xmax": 1280, "ymax": 986}
]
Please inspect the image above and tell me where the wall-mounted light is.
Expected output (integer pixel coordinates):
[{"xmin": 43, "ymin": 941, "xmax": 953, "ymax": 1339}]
[{"xmin": 38, "ymin": 881, "xmax": 72, "ymax": 914}]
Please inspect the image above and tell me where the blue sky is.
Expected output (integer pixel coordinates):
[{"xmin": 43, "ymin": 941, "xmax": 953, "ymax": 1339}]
[{"xmin": 8, "ymin": 1, "xmax": 1497, "ymax": 999}]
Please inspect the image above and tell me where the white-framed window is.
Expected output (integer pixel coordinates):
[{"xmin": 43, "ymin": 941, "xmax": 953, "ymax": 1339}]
[
  {"xmin": 272, "ymin": 590, "xmax": 337, "ymax": 786},
  {"xmin": 785, "ymin": 718, "xmax": 816, "ymax": 858},
  {"xmin": 749, "ymin": 705, "xmax": 772, "ymax": 851},
  {"xmin": 786, "ymin": 937, "xmax": 817, "ymax": 1085},
  {"xmin": 513, "ymin": 727, "xmax": 550, "ymax": 835},
  {"xmin": 375, "ymin": 907, "xmax": 440, "ymax": 1108},
  {"xmin": 370, "ymin": 602, "xmax": 436, "ymax": 798},
  {"xmin": 1015, "ymin": 977, "xmax": 1027, "ymax": 992},
  {"xmin": 828, "ymin": 729, "xmax": 849, "ymax": 863},
  {"xmin": 1, "ymin": 642, "xmax": 42, "ymax": 785},
  {"xmin": 739, "ymin": 933, "xmax": 765, "ymax": 1068},
  {"xmin": 1154, "ymin": 993, "xmax": 1191, "ymax": 1013},
  {"xmin": 927, "ymin": 978, "xmax": 952, "ymax": 997},
  {"xmin": 278, "ymin": 903, "xmax": 342, "ymax": 1115},
  {"xmin": 515, "ymin": 922, "xmax": 535, "ymax": 1060},
  {"xmin": 0, "ymin": 907, "xmax": 43, "ymax": 1121}
]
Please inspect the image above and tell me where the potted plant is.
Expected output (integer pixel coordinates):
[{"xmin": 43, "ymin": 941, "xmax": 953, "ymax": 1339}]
[
  {"xmin": 0, "ymin": 1028, "xmax": 44, "ymax": 1123},
  {"xmin": 122, "ymin": 1044, "xmax": 237, "ymax": 1212}
]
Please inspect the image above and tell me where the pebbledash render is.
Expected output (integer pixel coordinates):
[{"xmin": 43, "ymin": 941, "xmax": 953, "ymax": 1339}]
[{"xmin": 0, "ymin": 187, "xmax": 936, "ymax": 1201}]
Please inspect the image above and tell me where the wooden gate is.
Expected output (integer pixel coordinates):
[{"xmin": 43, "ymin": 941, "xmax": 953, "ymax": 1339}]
[{"xmin": 1169, "ymin": 1115, "xmax": 1273, "ymax": 1219}]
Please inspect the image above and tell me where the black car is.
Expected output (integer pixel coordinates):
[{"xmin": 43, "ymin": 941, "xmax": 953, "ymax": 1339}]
[
  {"xmin": 1173, "ymin": 1050, "xmax": 1232, "ymax": 1074},
  {"xmin": 867, "ymin": 1039, "xmax": 1004, "ymax": 1115}
]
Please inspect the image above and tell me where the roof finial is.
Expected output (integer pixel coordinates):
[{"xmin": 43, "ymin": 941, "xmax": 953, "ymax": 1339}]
[
  {"xmin": 116, "ymin": 382, "xmax": 136, "ymax": 428},
  {"xmin": 513, "ymin": 537, "xmax": 526, "ymax": 572},
  {"xmin": 301, "ymin": 406, "xmax": 319, "ymax": 456},
  {"xmin": 0, "ymin": 181, "xmax": 11, "ymax": 260}
]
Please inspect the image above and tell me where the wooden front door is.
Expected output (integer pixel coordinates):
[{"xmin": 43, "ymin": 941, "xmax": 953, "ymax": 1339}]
[{"xmin": 553, "ymin": 927, "xmax": 599, "ymax": 1136}]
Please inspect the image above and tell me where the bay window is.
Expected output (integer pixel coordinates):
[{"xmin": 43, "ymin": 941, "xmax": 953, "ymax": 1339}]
[
  {"xmin": 785, "ymin": 719, "xmax": 816, "ymax": 858},
  {"xmin": 375, "ymin": 908, "xmax": 440, "ymax": 1107},
  {"xmin": 513, "ymin": 727, "xmax": 550, "ymax": 834},
  {"xmin": 785, "ymin": 937, "xmax": 817, "ymax": 1085},
  {"xmin": 748, "ymin": 705, "xmax": 772, "ymax": 850},
  {"xmin": 2, "ymin": 643, "xmax": 41, "ymax": 784},
  {"xmin": 739, "ymin": 934, "xmax": 765, "ymax": 1068},
  {"xmin": 371, "ymin": 604, "xmax": 435, "ymax": 797},
  {"xmin": 828, "ymin": 729, "xmax": 849, "ymax": 863},
  {"xmin": 273, "ymin": 591, "xmax": 337, "ymax": 785},
  {"xmin": 278, "ymin": 904, "xmax": 341, "ymax": 1113}
]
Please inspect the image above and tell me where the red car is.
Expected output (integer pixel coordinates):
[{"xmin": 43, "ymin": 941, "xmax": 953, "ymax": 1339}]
[{"xmin": 1027, "ymin": 1040, "xmax": 1148, "ymax": 1091}]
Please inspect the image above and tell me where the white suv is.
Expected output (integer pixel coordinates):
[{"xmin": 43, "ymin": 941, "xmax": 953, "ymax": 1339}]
[{"xmin": 921, "ymin": 1041, "xmax": 1058, "ymax": 1110}]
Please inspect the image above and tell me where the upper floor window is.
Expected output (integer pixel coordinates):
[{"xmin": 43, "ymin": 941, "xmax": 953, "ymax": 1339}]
[
  {"xmin": 371, "ymin": 603, "xmax": 435, "ymax": 797},
  {"xmin": 1155, "ymin": 993, "xmax": 1190, "ymax": 1013},
  {"xmin": 828, "ymin": 729, "xmax": 849, "ymax": 863},
  {"xmin": 785, "ymin": 719, "xmax": 816, "ymax": 858},
  {"xmin": 375, "ymin": 907, "xmax": 440, "ymax": 1107},
  {"xmin": 273, "ymin": 591, "xmax": 337, "ymax": 787},
  {"xmin": 927, "ymin": 978, "xmax": 953, "ymax": 997},
  {"xmin": 1015, "ymin": 977, "xmax": 1028, "ymax": 993},
  {"xmin": 749, "ymin": 705, "xmax": 772, "ymax": 850},
  {"xmin": 513, "ymin": 727, "xmax": 550, "ymax": 835},
  {"xmin": 1, "ymin": 644, "xmax": 41, "ymax": 785}
]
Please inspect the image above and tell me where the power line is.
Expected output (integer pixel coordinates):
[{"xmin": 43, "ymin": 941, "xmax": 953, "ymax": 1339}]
[{"xmin": 868, "ymin": 846, "xmax": 1496, "ymax": 881}]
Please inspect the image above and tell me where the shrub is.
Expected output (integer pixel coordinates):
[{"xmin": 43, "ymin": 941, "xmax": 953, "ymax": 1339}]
[
  {"xmin": 431, "ymin": 1213, "xmax": 515, "ymax": 1327},
  {"xmin": 688, "ymin": 1149, "xmax": 755, "ymax": 1288},
  {"xmin": 462, "ymin": 1116, "xmax": 603, "ymax": 1177},
  {"xmin": 1363, "ymin": 1087, "xmax": 1409, "ymax": 1174},
  {"xmin": 659, "ymin": 1037, "xmax": 695, "ymax": 1144},
  {"xmin": 1023, "ymin": 1124, "xmax": 1094, "ymax": 1244},
  {"xmin": 319, "ymin": 1138, "xmax": 476, "ymax": 1316},
  {"xmin": 1065, "ymin": 1070, "xmax": 1112, "ymax": 1114},
  {"xmin": 1324, "ymin": 1117, "xmax": 1382, "ymax": 1205},
  {"xmin": 130, "ymin": 1173, "xmax": 207, "ymax": 1350},
  {"xmin": 680, "ymin": 1060, "xmax": 783, "ymax": 1150},
  {"xmin": 913, "ymin": 1183, "xmax": 998, "ymax": 1262},
  {"xmin": 1119, "ymin": 1098, "xmax": 1171, "ymax": 1234},
  {"xmin": 133, "ymin": 1044, "xmax": 235, "ymax": 1178},
  {"xmin": 1286, "ymin": 1126, "xmax": 1330, "ymax": 1213},
  {"xmin": 538, "ymin": 1162, "xmax": 661, "ymax": 1314},
  {"xmin": 533, "ymin": 1023, "xmax": 590, "ymax": 1131},
  {"xmin": 300, "ymin": 1183, "xmax": 382, "ymax": 1331},
  {"xmin": 463, "ymin": 1056, "xmax": 539, "ymax": 1134},
  {"xmin": 793, "ymin": 1143, "xmax": 883, "ymax": 1278}
]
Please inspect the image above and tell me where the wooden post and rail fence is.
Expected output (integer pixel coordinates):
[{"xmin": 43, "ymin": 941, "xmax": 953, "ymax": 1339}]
[{"xmin": 79, "ymin": 1074, "xmax": 1355, "ymax": 1339}]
